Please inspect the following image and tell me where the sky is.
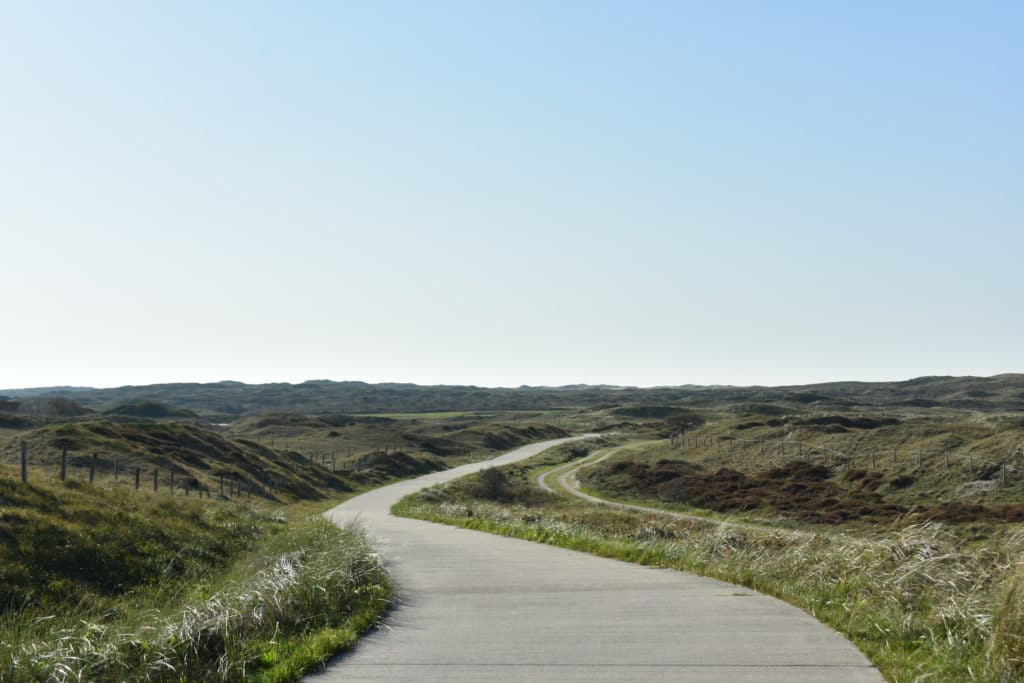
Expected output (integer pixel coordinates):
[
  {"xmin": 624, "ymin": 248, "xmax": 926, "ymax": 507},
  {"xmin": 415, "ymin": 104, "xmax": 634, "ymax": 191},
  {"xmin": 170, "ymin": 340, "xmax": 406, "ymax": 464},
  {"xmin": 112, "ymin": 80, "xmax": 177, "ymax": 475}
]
[{"xmin": 1, "ymin": 1, "xmax": 1021, "ymax": 389}]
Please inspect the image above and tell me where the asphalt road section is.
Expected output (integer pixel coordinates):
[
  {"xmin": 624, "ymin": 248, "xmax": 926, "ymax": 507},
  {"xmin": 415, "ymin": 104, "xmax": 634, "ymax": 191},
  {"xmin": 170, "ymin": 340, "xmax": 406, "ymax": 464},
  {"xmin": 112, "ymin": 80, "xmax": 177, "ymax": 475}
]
[{"xmin": 309, "ymin": 438, "xmax": 882, "ymax": 682}]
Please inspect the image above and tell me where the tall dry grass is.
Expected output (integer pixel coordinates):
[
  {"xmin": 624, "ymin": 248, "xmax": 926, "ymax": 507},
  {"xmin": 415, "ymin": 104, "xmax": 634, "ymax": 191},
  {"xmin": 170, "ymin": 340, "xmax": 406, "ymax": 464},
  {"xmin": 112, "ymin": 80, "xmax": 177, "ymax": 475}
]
[{"xmin": 0, "ymin": 518, "xmax": 389, "ymax": 682}]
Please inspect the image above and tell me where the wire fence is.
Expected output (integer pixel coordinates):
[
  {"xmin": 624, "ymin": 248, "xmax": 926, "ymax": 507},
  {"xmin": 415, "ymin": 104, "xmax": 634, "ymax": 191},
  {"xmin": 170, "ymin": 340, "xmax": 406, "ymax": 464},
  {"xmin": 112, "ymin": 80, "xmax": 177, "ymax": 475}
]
[
  {"xmin": 670, "ymin": 432, "xmax": 1024, "ymax": 485},
  {"xmin": 7, "ymin": 440, "xmax": 283, "ymax": 499}
]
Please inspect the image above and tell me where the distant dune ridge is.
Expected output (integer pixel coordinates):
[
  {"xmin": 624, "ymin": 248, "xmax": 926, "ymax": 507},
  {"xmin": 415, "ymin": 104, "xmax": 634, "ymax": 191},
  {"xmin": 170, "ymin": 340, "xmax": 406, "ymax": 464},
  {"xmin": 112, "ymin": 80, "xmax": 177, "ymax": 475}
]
[{"xmin": 2, "ymin": 374, "xmax": 1023, "ymax": 416}]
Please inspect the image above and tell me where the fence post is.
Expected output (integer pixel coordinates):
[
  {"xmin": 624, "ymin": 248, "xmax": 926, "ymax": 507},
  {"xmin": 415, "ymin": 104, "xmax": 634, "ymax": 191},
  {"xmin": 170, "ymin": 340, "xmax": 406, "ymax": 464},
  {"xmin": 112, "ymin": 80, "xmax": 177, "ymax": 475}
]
[
  {"xmin": 219, "ymin": 474, "xmax": 225, "ymax": 496},
  {"xmin": 1002, "ymin": 464, "xmax": 1007, "ymax": 486},
  {"xmin": 892, "ymin": 449, "xmax": 897, "ymax": 466},
  {"xmin": 870, "ymin": 452, "xmax": 876, "ymax": 468},
  {"xmin": 944, "ymin": 451, "xmax": 949, "ymax": 469},
  {"xmin": 153, "ymin": 468, "xmax": 159, "ymax": 492},
  {"xmin": 20, "ymin": 440, "xmax": 27, "ymax": 483},
  {"xmin": 61, "ymin": 447, "xmax": 68, "ymax": 481},
  {"xmin": 135, "ymin": 467, "xmax": 141, "ymax": 490},
  {"xmin": 89, "ymin": 453, "xmax": 96, "ymax": 484},
  {"xmin": 968, "ymin": 453, "xmax": 974, "ymax": 472},
  {"xmin": 917, "ymin": 450, "xmax": 923, "ymax": 467}
]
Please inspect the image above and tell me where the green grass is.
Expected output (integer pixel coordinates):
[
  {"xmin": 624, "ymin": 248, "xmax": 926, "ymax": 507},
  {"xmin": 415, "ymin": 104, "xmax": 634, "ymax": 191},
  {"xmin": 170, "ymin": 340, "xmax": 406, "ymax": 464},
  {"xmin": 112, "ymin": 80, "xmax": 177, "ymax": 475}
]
[
  {"xmin": 357, "ymin": 410, "xmax": 483, "ymax": 419},
  {"xmin": 355, "ymin": 410, "xmax": 567, "ymax": 420},
  {"xmin": 393, "ymin": 449, "xmax": 1024, "ymax": 682},
  {"xmin": 0, "ymin": 469, "xmax": 390, "ymax": 682}
]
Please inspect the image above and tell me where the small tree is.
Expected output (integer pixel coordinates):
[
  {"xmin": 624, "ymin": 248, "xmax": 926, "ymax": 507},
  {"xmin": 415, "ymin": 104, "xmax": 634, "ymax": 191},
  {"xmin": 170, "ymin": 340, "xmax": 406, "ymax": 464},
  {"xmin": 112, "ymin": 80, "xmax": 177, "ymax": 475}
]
[{"xmin": 473, "ymin": 468, "xmax": 509, "ymax": 500}]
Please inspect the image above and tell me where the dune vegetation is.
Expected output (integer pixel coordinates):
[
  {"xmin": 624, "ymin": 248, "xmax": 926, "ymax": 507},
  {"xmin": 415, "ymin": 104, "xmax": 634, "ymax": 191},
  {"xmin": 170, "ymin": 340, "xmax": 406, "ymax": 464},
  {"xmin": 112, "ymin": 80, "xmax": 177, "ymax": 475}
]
[{"xmin": 0, "ymin": 469, "xmax": 390, "ymax": 682}]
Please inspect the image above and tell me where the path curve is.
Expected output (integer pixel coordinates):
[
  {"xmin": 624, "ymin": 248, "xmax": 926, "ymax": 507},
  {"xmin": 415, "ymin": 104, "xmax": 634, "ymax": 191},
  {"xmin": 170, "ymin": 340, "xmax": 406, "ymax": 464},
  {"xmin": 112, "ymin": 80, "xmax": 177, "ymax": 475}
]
[
  {"xmin": 541, "ymin": 443, "xmax": 742, "ymax": 528},
  {"xmin": 311, "ymin": 438, "xmax": 882, "ymax": 682}
]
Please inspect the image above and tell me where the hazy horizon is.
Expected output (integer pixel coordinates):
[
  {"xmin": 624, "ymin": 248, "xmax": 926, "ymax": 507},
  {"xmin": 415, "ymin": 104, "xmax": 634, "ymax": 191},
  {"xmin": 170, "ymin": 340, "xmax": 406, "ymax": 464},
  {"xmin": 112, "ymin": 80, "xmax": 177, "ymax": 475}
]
[
  {"xmin": 5, "ymin": 370, "xmax": 1023, "ymax": 395},
  {"xmin": 3, "ymin": 3, "xmax": 1021, "ymax": 390}
]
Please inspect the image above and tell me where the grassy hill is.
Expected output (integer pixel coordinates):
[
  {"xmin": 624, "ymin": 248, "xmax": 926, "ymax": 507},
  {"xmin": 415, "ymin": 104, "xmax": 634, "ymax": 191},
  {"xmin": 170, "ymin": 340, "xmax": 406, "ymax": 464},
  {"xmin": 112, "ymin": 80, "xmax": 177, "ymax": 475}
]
[
  {"xmin": 575, "ymin": 405, "xmax": 1024, "ymax": 526},
  {"xmin": 4, "ymin": 421, "xmax": 352, "ymax": 501}
]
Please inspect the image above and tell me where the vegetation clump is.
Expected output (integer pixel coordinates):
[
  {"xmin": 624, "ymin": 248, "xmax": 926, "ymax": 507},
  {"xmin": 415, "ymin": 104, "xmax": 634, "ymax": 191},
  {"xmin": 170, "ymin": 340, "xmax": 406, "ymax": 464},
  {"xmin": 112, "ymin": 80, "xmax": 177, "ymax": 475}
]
[{"xmin": 103, "ymin": 401, "xmax": 198, "ymax": 419}]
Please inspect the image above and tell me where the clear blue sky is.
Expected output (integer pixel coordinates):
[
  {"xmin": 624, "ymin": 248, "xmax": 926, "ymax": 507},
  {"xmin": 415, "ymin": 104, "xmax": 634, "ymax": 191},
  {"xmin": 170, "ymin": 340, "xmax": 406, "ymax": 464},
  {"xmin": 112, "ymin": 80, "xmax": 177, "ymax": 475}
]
[{"xmin": 2, "ymin": 1, "xmax": 1021, "ymax": 389}]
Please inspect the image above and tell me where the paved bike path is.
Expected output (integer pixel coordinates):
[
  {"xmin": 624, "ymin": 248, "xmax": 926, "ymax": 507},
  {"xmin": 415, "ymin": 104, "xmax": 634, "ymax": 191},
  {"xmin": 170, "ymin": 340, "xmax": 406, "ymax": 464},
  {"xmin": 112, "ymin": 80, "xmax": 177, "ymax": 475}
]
[{"xmin": 310, "ymin": 438, "xmax": 882, "ymax": 682}]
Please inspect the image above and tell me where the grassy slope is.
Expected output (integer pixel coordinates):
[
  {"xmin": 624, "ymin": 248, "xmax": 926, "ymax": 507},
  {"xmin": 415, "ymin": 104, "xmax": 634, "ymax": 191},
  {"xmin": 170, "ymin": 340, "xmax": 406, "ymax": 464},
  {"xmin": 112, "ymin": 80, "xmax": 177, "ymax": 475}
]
[
  {"xmin": 0, "ymin": 468, "xmax": 390, "ymax": 682},
  {"xmin": 3, "ymin": 421, "xmax": 354, "ymax": 501},
  {"xmin": 0, "ymin": 472, "xmax": 259, "ymax": 612},
  {"xmin": 393, "ymin": 442, "xmax": 1024, "ymax": 682},
  {"xmin": 590, "ymin": 412, "xmax": 1024, "ymax": 525},
  {"xmin": 224, "ymin": 414, "xmax": 570, "ymax": 481}
]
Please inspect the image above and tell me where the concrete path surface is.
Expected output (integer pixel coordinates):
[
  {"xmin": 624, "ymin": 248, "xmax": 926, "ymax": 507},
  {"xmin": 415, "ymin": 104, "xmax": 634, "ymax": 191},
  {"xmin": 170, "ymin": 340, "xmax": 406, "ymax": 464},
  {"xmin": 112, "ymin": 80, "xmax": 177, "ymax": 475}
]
[{"xmin": 310, "ymin": 438, "xmax": 882, "ymax": 682}]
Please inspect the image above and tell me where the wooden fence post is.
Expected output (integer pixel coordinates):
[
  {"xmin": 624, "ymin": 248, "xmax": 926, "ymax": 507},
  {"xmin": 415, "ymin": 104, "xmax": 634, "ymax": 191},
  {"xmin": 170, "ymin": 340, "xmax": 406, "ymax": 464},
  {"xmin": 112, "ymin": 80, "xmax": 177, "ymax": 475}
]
[
  {"xmin": 61, "ymin": 447, "xmax": 68, "ymax": 481},
  {"xmin": 1002, "ymin": 464, "xmax": 1008, "ymax": 486},
  {"xmin": 20, "ymin": 440, "xmax": 27, "ymax": 483},
  {"xmin": 968, "ymin": 453, "xmax": 974, "ymax": 472},
  {"xmin": 89, "ymin": 453, "xmax": 96, "ymax": 483},
  {"xmin": 153, "ymin": 468, "xmax": 159, "ymax": 492},
  {"xmin": 917, "ymin": 450, "xmax": 923, "ymax": 467},
  {"xmin": 870, "ymin": 452, "xmax": 876, "ymax": 468},
  {"xmin": 219, "ymin": 474, "xmax": 225, "ymax": 496},
  {"xmin": 135, "ymin": 467, "xmax": 141, "ymax": 490},
  {"xmin": 892, "ymin": 449, "xmax": 897, "ymax": 466}
]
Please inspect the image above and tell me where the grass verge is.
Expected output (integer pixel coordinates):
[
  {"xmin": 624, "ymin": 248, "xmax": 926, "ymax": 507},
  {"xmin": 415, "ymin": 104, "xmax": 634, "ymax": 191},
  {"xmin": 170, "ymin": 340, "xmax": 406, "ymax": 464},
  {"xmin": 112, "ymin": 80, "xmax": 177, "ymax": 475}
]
[{"xmin": 0, "ymin": 471, "xmax": 390, "ymax": 682}]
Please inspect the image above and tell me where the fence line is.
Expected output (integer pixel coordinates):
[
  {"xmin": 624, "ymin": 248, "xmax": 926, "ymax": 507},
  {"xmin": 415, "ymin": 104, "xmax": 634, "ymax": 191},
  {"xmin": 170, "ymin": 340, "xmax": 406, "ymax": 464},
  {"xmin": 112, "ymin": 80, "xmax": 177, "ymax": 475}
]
[{"xmin": 6, "ymin": 440, "xmax": 287, "ymax": 499}]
